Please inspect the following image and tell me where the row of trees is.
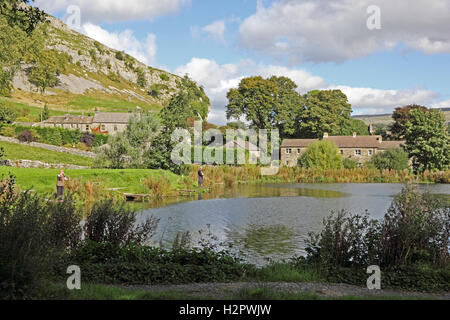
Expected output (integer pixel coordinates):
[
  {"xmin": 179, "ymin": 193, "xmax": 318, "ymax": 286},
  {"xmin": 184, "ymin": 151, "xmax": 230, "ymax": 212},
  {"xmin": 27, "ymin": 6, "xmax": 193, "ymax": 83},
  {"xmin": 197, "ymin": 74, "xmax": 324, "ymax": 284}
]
[{"xmin": 226, "ymin": 76, "xmax": 369, "ymax": 139}]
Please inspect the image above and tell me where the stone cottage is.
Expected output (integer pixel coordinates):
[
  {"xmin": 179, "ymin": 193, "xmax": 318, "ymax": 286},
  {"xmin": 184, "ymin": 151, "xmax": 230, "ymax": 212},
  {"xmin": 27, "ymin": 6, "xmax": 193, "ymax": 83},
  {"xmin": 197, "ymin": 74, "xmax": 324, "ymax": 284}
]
[
  {"xmin": 281, "ymin": 132, "xmax": 405, "ymax": 167},
  {"xmin": 36, "ymin": 112, "xmax": 134, "ymax": 135}
]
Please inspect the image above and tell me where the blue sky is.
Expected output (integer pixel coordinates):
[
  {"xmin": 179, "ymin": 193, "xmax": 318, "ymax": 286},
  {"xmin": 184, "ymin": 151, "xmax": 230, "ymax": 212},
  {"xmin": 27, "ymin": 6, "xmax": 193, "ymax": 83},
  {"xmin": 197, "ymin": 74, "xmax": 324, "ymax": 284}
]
[{"xmin": 35, "ymin": 0, "xmax": 450, "ymax": 124}]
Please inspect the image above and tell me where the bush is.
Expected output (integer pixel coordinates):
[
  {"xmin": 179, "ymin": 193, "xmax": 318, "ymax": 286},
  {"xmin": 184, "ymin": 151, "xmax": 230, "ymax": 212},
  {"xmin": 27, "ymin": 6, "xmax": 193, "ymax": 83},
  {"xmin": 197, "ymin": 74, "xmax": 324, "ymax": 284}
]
[
  {"xmin": 298, "ymin": 140, "xmax": 343, "ymax": 169},
  {"xmin": 0, "ymin": 104, "xmax": 17, "ymax": 125},
  {"xmin": 159, "ymin": 73, "xmax": 170, "ymax": 81},
  {"xmin": 0, "ymin": 126, "xmax": 16, "ymax": 137},
  {"xmin": 306, "ymin": 185, "xmax": 449, "ymax": 269},
  {"xmin": 0, "ymin": 177, "xmax": 83, "ymax": 299},
  {"xmin": 84, "ymin": 200, "xmax": 159, "ymax": 247},
  {"xmin": 17, "ymin": 130, "xmax": 34, "ymax": 142},
  {"xmin": 343, "ymin": 158, "xmax": 358, "ymax": 169},
  {"xmin": 368, "ymin": 148, "xmax": 410, "ymax": 171}
]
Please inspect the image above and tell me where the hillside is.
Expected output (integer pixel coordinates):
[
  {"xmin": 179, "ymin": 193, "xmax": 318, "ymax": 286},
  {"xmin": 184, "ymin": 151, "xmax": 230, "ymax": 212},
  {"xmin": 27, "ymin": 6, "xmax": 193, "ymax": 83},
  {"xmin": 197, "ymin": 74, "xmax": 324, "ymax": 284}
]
[
  {"xmin": 3, "ymin": 13, "xmax": 208, "ymax": 121},
  {"xmin": 353, "ymin": 108, "xmax": 450, "ymax": 125}
]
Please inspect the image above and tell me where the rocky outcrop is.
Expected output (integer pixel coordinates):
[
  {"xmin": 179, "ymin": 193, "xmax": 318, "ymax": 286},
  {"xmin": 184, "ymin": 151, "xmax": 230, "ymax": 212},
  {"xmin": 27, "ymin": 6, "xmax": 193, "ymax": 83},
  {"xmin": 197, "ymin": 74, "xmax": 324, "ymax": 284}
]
[{"xmin": 0, "ymin": 159, "xmax": 88, "ymax": 169}]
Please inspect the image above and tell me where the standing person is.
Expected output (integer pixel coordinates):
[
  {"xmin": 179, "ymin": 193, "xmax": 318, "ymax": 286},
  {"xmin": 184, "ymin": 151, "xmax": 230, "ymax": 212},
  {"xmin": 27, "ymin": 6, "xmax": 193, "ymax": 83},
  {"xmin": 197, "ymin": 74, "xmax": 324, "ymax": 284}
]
[
  {"xmin": 198, "ymin": 167, "xmax": 204, "ymax": 188},
  {"xmin": 56, "ymin": 170, "xmax": 68, "ymax": 201}
]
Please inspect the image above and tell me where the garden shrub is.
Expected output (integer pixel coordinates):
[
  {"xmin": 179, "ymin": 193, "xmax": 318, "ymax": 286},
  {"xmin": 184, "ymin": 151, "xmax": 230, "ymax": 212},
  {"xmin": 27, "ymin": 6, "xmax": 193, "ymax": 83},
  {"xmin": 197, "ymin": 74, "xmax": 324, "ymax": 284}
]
[{"xmin": 17, "ymin": 130, "xmax": 34, "ymax": 142}]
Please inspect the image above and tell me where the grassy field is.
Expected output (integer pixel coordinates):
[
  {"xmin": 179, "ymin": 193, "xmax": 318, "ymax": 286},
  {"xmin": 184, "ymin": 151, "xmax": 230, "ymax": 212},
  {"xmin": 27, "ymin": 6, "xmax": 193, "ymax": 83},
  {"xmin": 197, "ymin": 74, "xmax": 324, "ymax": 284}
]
[
  {"xmin": 0, "ymin": 141, "xmax": 94, "ymax": 166},
  {"xmin": 0, "ymin": 167, "xmax": 190, "ymax": 195},
  {"xmin": 0, "ymin": 96, "xmax": 68, "ymax": 122}
]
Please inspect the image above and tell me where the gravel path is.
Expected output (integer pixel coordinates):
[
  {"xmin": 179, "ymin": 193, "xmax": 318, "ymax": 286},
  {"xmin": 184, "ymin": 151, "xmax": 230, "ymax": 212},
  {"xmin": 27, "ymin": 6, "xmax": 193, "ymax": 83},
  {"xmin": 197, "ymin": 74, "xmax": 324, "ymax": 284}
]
[{"xmin": 127, "ymin": 282, "xmax": 450, "ymax": 300}]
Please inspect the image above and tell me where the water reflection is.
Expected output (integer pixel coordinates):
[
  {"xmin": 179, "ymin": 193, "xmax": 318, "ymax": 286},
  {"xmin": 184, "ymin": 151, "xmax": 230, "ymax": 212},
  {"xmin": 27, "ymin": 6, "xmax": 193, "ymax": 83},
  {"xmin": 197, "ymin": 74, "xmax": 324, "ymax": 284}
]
[{"xmin": 135, "ymin": 183, "xmax": 449, "ymax": 266}]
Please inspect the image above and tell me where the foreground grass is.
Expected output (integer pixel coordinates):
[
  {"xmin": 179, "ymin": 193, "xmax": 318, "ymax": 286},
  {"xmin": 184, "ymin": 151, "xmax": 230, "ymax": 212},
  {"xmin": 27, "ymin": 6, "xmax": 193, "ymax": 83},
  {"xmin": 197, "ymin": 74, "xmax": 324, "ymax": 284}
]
[
  {"xmin": 0, "ymin": 167, "xmax": 191, "ymax": 194},
  {"xmin": 51, "ymin": 284, "xmax": 438, "ymax": 300},
  {"xmin": 0, "ymin": 141, "xmax": 94, "ymax": 167}
]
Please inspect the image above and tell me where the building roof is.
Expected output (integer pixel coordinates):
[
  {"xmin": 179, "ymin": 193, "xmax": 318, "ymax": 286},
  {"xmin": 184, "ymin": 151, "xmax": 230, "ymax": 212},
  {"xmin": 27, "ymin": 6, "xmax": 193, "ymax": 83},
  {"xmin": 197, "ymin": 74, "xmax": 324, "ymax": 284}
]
[
  {"xmin": 43, "ymin": 115, "xmax": 93, "ymax": 124},
  {"xmin": 92, "ymin": 113, "xmax": 134, "ymax": 124},
  {"xmin": 379, "ymin": 141, "xmax": 406, "ymax": 149},
  {"xmin": 282, "ymin": 135, "xmax": 405, "ymax": 149},
  {"xmin": 224, "ymin": 140, "xmax": 259, "ymax": 151}
]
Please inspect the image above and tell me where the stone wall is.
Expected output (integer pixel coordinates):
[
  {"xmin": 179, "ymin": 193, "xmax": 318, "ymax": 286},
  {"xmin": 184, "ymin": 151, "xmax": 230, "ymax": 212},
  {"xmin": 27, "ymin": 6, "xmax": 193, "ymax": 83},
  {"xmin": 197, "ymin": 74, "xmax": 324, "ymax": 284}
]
[
  {"xmin": 0, "ymin": 135, "xmax": 96, "ymax": 158},
  {"xmin": 0, "ymin": 159, "xmax": 88, "ymax": 169}
]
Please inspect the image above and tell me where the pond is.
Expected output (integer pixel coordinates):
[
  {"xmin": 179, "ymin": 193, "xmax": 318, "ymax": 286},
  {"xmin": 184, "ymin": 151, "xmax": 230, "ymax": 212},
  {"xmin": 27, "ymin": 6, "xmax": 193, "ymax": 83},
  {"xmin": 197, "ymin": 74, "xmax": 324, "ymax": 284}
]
[{"xmin": 136, "ymin": 183, "xmax": 450, "ymax": 266}]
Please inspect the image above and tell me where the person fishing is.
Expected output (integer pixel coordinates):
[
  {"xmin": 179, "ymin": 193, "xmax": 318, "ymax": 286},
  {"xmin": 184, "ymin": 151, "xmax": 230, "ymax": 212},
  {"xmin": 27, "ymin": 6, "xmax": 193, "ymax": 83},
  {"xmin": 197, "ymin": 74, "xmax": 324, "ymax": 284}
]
[
  {"xmin": 198, "ymin": 167, "xmax": 204, "ymax": 188},
  {"xmin": 56, "ymin": 170, "xmax": 69, "ymax": 201}
]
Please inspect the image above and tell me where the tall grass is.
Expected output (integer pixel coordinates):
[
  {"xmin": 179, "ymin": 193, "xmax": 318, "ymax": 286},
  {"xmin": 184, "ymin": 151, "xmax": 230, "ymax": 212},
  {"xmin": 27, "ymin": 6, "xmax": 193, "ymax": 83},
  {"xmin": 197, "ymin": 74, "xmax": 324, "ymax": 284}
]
[{"xmin": 188, "ymin": 165, "xmax": 450, "ymax": 185}]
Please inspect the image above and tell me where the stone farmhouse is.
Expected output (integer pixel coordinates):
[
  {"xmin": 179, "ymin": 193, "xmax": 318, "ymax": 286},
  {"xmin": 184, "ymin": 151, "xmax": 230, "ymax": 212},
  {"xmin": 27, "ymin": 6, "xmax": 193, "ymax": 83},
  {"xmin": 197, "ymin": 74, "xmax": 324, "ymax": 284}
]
[
  {"xmin": 281, "ymin": 132, "xmax": 405, "ymax": 167},
  {"xmin": 36, "ymin": 112, "xmax": 134, "ymax": 135}
]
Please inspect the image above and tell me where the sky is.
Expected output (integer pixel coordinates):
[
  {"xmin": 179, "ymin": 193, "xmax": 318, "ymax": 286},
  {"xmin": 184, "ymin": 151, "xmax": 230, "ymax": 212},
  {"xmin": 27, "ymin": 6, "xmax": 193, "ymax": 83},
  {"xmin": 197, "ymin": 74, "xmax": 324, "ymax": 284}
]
[{"xmin": 34, "ymin": 0, "xmax": 450, "ymax": 125}]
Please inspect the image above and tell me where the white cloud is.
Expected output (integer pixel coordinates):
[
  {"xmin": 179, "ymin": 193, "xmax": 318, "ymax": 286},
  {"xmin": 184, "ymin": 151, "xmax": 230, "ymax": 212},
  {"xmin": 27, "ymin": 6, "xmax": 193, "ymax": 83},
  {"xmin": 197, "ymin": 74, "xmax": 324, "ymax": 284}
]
[
  {"xmin": 81, "ymin": 23, "xmax": 157, "ymax": 65},
  {"xmin": 202, "ymin": 20, "xmax": 226, "ymax": 41},
  {"xmin": 239, "ymin": 0, "xmax": 450, "ymax": 63},
  {"xmin": 35, "ymin": 0, "xmax": 188, "ymax": 23},
  {"xmin": 176, "ymin": 57, "xmax": 443, "ymax": 125}
]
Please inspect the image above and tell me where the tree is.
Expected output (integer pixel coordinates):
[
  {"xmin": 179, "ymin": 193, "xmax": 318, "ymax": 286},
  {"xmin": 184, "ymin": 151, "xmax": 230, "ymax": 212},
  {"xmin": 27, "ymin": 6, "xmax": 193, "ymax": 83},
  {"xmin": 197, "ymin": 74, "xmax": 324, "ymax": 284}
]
[
  {"xmin": 0, "ymin": 103, "xmax": 16, "ymax": 124},
  {"xmin": 145, "ymin": 92, "xmax": 193, "ymax": 174},
  {"xmin": 27, "ymin": 50, "xmax": 67, "ymax": 94},
  {"xmin": 298, "ymin": 140, "xmax": 343, "ymax": 169},
  {"xmin": 0, "ymin": 1, "xmax": 46, "ymax": 35},
  {"xmin": 0, "ymin": 146, "xmax": 5, "ymax": 160},
  {"xmin": 390, "ymin": 105, "xmax": 428, "ymax": 140},
  {"xmin": 340, "ymin": 119, "xmax": 370, "ymax": 136},
  {"xmin": 404, "ymin": 109, "xmax": 449, "ymax": 172},
  {"xmin": 297, "ymin": 90, "xmax": 353, "ymax": 138},
  {"xmin": 41, "ymin": 104, "xmax": 49, "ymax": 121},
  {"xmin": 367, "ymin": 148, "xmax": 409, "ymax": 171},
  {"xmin": 0, "ymin": 1, "xmax": 46, "ymax": 95},
  {"xmin": 178, "ymin": 75, "xmax": 210, "ymax": 121},
  {"xmin": 226, "ymin": 76, "xmax": 302, "ymax": 136},
  {"xmin": 96, "ymin": 113, "xmax": 159, "ymax": 169}
]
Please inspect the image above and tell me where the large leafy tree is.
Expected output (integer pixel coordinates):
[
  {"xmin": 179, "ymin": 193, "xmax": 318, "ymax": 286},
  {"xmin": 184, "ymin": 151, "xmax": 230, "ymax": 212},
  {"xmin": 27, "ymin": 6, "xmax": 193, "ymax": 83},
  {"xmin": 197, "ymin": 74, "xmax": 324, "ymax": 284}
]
[
  {"xmin": 298, "ymin": 140, "xmax": 344, "ymax": 169},
  {"xmin": 404, "ymin": 109, "xmax": 449, "ymax": 172},
  {"xmin": 226, "ymin": 76, "xmax": 302, "ymax": 136},
  {"xmin": 0, "ymin": 0, "xmax": 46, "ymax": 95},
  {"xmin": 27, "ymin": 49, "xmax": 68, "ymax": 94},
  {"xmin": 390, "ymin": 104, "xmax": 428, "ymax": 140},
  {"xmin": 145, "ymin": 92, "xmax": 193, "ymax": 174},
  {"xmin": 96, "ymin": 113, "xmax": 160, "ymax": 169},
  {"xmin": 297, "ymin": 90, "xmax": 353, "ymax": 138}
]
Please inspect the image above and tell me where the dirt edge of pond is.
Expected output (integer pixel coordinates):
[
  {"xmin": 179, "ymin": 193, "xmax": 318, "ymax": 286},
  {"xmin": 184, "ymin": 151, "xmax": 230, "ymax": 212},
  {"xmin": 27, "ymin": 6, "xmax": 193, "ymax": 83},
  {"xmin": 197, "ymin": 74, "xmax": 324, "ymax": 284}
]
[{"xmin": 124, "ymin": 282, "xmax": 450, "ymax": 300}]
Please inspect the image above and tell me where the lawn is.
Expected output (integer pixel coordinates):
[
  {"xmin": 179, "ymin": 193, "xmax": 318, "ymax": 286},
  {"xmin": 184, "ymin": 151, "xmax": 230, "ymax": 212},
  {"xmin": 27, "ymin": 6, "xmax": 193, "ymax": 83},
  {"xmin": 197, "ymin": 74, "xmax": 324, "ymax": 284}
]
[
  {"xmin": 0, "ymin": 141, "xmax": 94, "ymax": 167},
  {"xmin": 0, "ymin": 167, "xmax": 189, "ymax": 194}
]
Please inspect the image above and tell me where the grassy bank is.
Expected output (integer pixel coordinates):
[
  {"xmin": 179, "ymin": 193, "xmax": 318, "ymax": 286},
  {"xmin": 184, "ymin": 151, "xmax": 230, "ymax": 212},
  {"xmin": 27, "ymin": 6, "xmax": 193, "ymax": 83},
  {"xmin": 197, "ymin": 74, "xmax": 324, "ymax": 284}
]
[
  {"xmin": 0, "ymin": 167, "xmax": 192, "ymax": 196},
  {"xmin": 0, "ymin": 141, "xmax": 94, "ymax": 167}
]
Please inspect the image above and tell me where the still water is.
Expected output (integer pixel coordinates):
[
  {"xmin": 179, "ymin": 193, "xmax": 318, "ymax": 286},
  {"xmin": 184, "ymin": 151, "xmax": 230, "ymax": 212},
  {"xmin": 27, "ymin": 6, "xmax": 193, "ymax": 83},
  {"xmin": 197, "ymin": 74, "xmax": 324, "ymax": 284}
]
[{"xmin": 136, "ymin": 183, "xmax": 450, "ymax": 266}]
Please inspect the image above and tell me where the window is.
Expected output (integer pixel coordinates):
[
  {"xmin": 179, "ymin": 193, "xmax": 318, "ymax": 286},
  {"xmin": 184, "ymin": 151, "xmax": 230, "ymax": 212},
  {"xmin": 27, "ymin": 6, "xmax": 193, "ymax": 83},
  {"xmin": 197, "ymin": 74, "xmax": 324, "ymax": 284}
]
[
  {"xmin": 86, "ymin": 125, "xmax": 90, "ymax": 131},
  {"xmin": 368, "ymin": 150, "xmax": 373, "ymax": 156},
  {"xmin": 340, "ymin": 150, "xmax": 344, "ymax": 155},
  {"xmin": 101, "ymin": 125, "xmax": 106, "ymax": 131},
  {"xmin": 114, "ymin": 126, "xmax": 118, "ymax": 131},
  {"xmin": 297, "ymin": 149, "xmax": 301, "ymax": 154},
  {"xmin": 355, "ymin": 150, "xmax": 362, "ymax": 156},
  {"xmin": 285, "ymin": 148, "xmax": 292, "ymax": 154},
  {"xmin": 357, "ymin": 163, "xmax": 362, "ymax": 168}
]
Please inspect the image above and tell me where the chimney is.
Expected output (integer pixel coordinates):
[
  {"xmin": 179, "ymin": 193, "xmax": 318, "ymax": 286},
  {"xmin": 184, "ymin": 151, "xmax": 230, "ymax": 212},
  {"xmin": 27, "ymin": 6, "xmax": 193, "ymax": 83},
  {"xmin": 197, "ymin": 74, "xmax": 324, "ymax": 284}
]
[
  {"xmin": 323, "ymin": 132, "xmax": 329, "ymax": 138},
  {"xmin": 353, "ymin": 132, "xmax": 357, "ymax": 138}
]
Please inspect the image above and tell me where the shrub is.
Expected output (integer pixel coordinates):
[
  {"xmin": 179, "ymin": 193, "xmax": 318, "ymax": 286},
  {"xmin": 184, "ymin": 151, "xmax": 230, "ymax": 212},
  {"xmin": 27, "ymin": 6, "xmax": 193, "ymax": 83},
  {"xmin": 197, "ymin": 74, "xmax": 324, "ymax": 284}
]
[
  {"xmin": 0, "ymin": 177, "xmax": 83, "ymax": 299},
  {"xmin": 80, "ymin": 132, "xmax": 95, "ymax": 147},
  {"xmin": 306, "ymin": 185, "xmax": 449, "ymax": 269},
  {"xmin": 298, "ymin": 140, "xmax": 344, "ymax": 169},
  {"xmin": 84, "ymin": 200, "xmax": 160, "ymax": 247},
  {"xmin": 17, "ymin": 130, "xmax": 34, "ymax": 142},
  {"xmin": 159, "ymin": 73, "xmax": 170, "ymax": 81},
  {"xmin": 368, "ymin": 148, "xmax": 410, "ymax": 171},
  {"xmin": 343, "ymin": 158, "xmax": 358, "ymax": 169},
  {"xmin": 115, "ymin": 51, "xmax": 125, "ymax": 61},
  {"xmin": 0, "ymin": 126, "xmax": 16, "ymax": 137},
  {"xmin": 0, "ymin": 104, "xmax": 17, "ymax": 125}
]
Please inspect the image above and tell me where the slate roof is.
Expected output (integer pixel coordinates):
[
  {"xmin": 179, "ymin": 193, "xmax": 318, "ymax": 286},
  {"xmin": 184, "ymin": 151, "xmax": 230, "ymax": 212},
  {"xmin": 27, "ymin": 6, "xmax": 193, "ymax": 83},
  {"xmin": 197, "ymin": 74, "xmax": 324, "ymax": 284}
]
[
  {"xmin": 92, "ymin": 113, "xmax": 133, "ymax": 124},
  {"xmin": 43, "ymin": 115, "xmax": 93, "ymax": 124},
  {"xmin": 281, "ymin": 136, "xmax": 405, "ymax": 149}
]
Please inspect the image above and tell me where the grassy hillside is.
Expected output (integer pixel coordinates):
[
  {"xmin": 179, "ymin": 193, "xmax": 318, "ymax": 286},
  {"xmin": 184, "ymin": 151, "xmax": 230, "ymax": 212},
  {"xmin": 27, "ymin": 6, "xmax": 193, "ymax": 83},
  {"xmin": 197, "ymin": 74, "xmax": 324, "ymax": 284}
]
[
  {"xmin": 0, "ymin": 141, "xmax": 94, "ymax": 166},
  {"xmin": 3, "ymin": 14, "xmax": 209, "ymax": 122},
  {"xmin": 353, "ymin": 108, "xmax": 450, "ymax": 125}
]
